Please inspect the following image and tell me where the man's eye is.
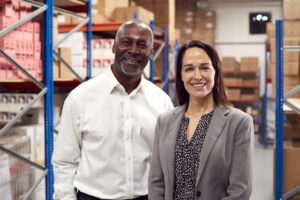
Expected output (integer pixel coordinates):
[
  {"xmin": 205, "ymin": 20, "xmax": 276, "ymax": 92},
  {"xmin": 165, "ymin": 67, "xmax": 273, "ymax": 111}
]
[{"xmin": 138, "ymin": 43, "xmax": 148, "ymax": 48}]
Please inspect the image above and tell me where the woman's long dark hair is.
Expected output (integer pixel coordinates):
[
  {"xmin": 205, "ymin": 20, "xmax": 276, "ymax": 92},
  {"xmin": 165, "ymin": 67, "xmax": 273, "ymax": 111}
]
[{"xmin": 175, "ymin": 40, "xmax": 230, "ymax": 107}]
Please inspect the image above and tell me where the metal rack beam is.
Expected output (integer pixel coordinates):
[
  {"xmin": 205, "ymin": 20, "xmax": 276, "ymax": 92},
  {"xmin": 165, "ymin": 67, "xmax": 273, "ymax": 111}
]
[
  {"xmin": 275, "ymin": 19, "xmax": 300, "ymax": 200},
  {"xmin": 275, "ymin": 19, "xmax": 284, "ymax": 200}
]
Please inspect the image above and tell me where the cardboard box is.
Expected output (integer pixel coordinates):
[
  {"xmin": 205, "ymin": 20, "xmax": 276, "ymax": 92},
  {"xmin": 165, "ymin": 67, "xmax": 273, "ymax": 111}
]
[
  {"xmin": 274, "ymin": 141, "xmax": 300, "ymax": 199},
  {"xmin": 92, "ymin": 0, "xmax": 128, "ymax": 20},
  {"xmin": 222, "ymin": 57, "xmax": 236, "ymax": 71},
  {"xmin": 58, "ymin": 48, "xmax": 72, "ymax": 79},
  {"xmin": 57, "ymin": 14, "xmax": 71, "ymax": 25},
  {"xmin": 129, "ymin": 0, "xmax": 154, "ymax": 12},
  {"xmin": 154, "ymin": 1, "xmax": 175, "ymax": 24},
  {"xmin": 226, "ymin": 88, "xmax": 241, "ymax": 99},
  {"xmin": 92, "ymin": 13, "xmax": 112, "ymax": 24},
  {"xmin": 240, "ymin": 57, "xmax": 258, "ymax": 71},
  {"xmin": 243, "ymin": 78, "xmax": 258, "ymax": 86},
  {"xmin": 71, "ymin": 13, "xmax": 86, "ymax": 25},
  {"xmin": 284, "ymin": 62, "xmax": 299, "ymax": 75},
  {"xmin": 284, "ymin": 21, "xmax": 300, "ymax": 38},
  {"xmin": 283, "ymin": 0, "xmax": 300, "ymax": 20},
  {"xmin": 223, "ymin": 77, "xmax": 243, "ymax": 85},
  {"xmin": 266, "ymin": 22, "xmax": 275, "ymax": 43},
  {"xmin": 114, "ymin": 6, "xmax": 154, "ymax": 23}
]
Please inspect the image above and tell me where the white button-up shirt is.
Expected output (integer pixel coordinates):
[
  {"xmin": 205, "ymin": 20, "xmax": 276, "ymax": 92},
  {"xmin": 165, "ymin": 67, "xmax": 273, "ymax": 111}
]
[{"xmin": 52, "ymin": 67, "xmax": 173, "ymax": 200}]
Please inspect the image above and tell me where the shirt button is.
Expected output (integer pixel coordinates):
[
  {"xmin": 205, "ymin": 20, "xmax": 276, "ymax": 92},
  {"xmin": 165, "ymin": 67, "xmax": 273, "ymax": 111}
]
[
  {"xmin": 126, "ymin": 116, "xmax": 130, "ymax": 120},
  {"xmin": 128, "ymin": 177, "xmax": 131, "ymax": 181},
  {"xmin": 196, "ymin": 191, "xmax": 201, "ymax": 197},
  {"xmin": 126, "ymin": 136, "xmax": 129, "ymax": 140},
  {"xmin": 128, "ymin": 157, "xmax": 131, "ymax": 160}
]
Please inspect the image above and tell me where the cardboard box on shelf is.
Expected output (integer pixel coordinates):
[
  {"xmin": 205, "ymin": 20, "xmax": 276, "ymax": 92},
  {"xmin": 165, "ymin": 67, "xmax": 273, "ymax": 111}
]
[
  {"xmin": 243, "ymin": 78, "xmax": 259, "ymax": 86},
  {"xmin": 92, "ymin": 13, "xmax": 112, "ymax": 24},
  {"xmin": 266, "ymin": 22, "xmax": 275, "ymax": 44},
  {"xmin": 129, "ymin": 0, "xmax": 154, "ymax": 12},
  {"xmin": 283, "ymin": 0, "xmax": 300, "ymax": 20},
  {"xmin": 154, "ymin": 1, "xmax": 175, "ymax": 24},
  {"xmin": 240, "ymin": 57, "xmax": 258, "ymax": 71},
  {"xmin": 114, "ymin": 6, "xmax": 154, "ymax": 23},
  {"xmin": 284, "ymin": 62, "xmax": 299, "ymax": 75},
  {"xmin": 273, "ymin": 141, "xmax": 300, "ymax": 199},
  {"xmin": 226, "ymin": 88, "xmax": 241, "ymax": 99},
  {"xmin": 57, "ymin": 14, "xmax": 71, "ymax": 25},
  {"xmin": 222, "ymin": 57, "xmax": 236, "ymax": 71},
  {"xmin": 71, "ymin": 13, "xmax": 87, "ymax": 25},
  {"xmin": 92, "ymin": 0, "xmax": 129, "ymax": 20},
  {"xmin": 284, "ymin": 21, "xmax": 300, "ymax": 38},
  {"xmin": 223, "ymin": 77, "xmax": 243, "ymax": 85},
  {"xmin": 58, "ymin": 48, "xmax": 72, "ymax": 79}
]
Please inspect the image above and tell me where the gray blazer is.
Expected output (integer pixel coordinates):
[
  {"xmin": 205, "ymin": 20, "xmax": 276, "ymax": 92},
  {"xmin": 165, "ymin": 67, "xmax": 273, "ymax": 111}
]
[{"xmin": 148, "ymin": 104, "xmax": 254, "ymax": 200}]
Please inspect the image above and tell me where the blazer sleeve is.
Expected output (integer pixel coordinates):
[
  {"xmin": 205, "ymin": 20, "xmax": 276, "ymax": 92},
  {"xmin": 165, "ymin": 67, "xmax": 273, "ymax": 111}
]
[
  {"xmin": 223, "ymin": 114, "xmax": 254, "ymax": 200},
  {"xmin": 148, "ymin": 114, "xmax": 165, "ymax": 200}
]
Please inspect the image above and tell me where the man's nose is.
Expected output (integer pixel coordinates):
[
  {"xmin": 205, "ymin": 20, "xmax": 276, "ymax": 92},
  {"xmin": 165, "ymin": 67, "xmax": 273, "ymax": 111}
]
[{"xmin": 128, "ymin": 43, "xmax": 138, "ymax": 54}]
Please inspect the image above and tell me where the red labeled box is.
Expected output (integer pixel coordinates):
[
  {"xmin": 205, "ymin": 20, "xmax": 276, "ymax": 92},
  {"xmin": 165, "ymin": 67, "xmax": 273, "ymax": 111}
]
[
  {"xmin": 33, "ymin": 41, "xmax": 41, "ymax": 59},
  {"xmin": 33, "ymin": 22, "xmax": 40, "ymax": 41}
]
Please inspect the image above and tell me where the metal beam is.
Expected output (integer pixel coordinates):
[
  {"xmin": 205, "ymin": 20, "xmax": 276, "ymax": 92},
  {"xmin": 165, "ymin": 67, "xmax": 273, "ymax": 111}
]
[
  {"xmin": 0, "ymin": 88, "xmax": 47, "ymax": 137},
  {"xmin": 54, "ymin": 18, "xmax": 89, "ymax": 48},
  {"xmin": 0, "ymin": 5, "xmax": 47, "ymax": 38}
]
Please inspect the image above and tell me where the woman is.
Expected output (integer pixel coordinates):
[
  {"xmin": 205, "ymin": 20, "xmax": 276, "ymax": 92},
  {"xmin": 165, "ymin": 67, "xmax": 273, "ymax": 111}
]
[{"xmin": 148, "ymin": 40, "xmax": 254, "ymax": 200}]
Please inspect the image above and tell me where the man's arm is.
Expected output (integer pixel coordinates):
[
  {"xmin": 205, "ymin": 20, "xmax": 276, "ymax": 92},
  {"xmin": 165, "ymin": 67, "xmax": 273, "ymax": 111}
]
[{"xmin": 52, "ymin": 94, "xmax": 82, "ymax": 200}]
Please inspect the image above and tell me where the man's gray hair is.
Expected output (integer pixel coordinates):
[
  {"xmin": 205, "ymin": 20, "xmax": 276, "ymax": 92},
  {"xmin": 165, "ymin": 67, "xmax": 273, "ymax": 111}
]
[{"xmin": 115, "ymin": 19, "xmax": 154, "ymax": 46}]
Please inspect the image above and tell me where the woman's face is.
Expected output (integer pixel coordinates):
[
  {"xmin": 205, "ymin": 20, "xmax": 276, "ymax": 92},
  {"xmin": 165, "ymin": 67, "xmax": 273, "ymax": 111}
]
[{"xmin": 181, "ymin": 47, "xmax": 215, "ymax": 102}]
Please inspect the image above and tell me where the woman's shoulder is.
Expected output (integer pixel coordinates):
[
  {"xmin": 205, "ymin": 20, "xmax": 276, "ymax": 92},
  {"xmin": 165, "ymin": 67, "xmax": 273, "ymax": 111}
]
[
  {"xmin": 224, "ymin": 106, "xmax": 252, "ymax": 122},
  {"xmin": 158, "ymin": 104, "xmax": 186, "ymax": 121}
]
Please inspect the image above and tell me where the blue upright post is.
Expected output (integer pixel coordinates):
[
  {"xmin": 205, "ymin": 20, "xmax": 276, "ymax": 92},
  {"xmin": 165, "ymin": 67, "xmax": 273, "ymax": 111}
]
[
  {"xmin": 44, "ymin": 0, "xmax": 54, "ymax": 199},
  {"xmin": 86, "ymin": 0, "xmax": 92, "ymax": 79},
  {"xmin": 275, "ymin": 20, "xmax": 284, "ymax": 200},
  {"xmin": 162, "ymin": 27, "xmax": 168, "ymax": 93},
  {"xmin": 149, "ymin": 20, "xmax": 154, "ymax": 83},
  {"xmin": 133, "ymin": 12, "xmax": 138, "ymax": 19},
  {"xmin": 263, "ymin": 39, "xmax": 268, "ymax": 148}
]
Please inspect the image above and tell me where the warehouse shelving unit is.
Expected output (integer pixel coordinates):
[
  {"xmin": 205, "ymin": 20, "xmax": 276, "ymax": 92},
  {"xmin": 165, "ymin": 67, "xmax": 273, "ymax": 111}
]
[
  {"xmin": 0, "ymin": 0, "xmax": 92, "ymax": 199},
  {"xmin": 274, "ymin": 19, "xmax": 300, "ymax": 200},
  {"xmin": 223, "ymin": 70, "xmax": 260, "ymax": 133}
]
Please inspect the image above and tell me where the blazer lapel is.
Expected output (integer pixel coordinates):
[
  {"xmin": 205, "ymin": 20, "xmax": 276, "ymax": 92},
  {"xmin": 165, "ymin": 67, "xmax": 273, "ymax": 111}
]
[
  {"xmin": 165, "ymin": 104, "xmax": 186, "ymax": 194},
  {"xmin": 196, "ymin": 105, "xmax": 230, "ymax": 184}
]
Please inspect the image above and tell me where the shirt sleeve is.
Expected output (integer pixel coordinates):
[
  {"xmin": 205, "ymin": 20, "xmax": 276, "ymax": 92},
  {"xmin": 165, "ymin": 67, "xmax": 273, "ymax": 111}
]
[{"xmin": 52, "ymin": 93, "xmax": 82, "ymax": 200}]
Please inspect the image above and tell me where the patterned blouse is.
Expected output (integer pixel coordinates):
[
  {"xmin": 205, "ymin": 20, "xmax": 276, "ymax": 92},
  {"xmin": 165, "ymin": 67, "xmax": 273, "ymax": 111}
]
[{"xmin": 174, "ymin": 110, "xmax": 214, "ymax": 200}]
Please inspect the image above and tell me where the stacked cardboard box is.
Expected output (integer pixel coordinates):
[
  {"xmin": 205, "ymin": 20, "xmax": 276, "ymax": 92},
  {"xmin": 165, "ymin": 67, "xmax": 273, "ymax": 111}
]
[
  {"xmin": 269, "ymin": 0, "xmax": 300, "ymax": 99},
  {"xmin": 0, "ymin": 0, "xmax": 42, "ymax": 81},
  {"xmin": 240, "ymin": 57, "xmax": 259, "ymax": 71},
  {"xmin": 83, "ymin": 38, "xmax": 115, "ymax": 77},
  {"xmin": 91, "ymin": 0, "xmax": 129, "ymax": 21},
  {"xmin": 114, "ymin": 6, "xmax": 154, "ymax": 24},
  {"xmin": 222, "ymin": 57, "xmax": 236, "ymax": 71}
]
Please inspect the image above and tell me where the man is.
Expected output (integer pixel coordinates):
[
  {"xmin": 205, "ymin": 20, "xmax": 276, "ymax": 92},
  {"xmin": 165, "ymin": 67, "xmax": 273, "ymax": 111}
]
[{"xmin": 52, "ymin": 19, "xmax": 173, "ymax": 200}]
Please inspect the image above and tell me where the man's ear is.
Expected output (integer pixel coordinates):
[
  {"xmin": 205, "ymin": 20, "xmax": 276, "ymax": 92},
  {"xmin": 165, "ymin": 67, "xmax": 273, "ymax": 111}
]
[
  {"xmin": 148, "ymin": 48, "xmax": 154, "ymax": 60},
  {"xmin": 112, "ymin": 41, "xmax": 116, "ymax": 53}
]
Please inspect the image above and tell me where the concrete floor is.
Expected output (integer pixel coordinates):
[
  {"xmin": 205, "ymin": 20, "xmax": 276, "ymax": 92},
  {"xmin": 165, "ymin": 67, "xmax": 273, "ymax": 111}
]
[{"xmin": 251, "ymin": 135, "xmax": 274, "ymax": 200}]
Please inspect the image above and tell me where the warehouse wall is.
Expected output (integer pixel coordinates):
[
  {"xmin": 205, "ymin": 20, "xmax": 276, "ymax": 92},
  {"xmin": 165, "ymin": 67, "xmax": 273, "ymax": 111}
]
[{"xmin": 209, "ymin": 1, "xmax": 282, "ymax": 96}]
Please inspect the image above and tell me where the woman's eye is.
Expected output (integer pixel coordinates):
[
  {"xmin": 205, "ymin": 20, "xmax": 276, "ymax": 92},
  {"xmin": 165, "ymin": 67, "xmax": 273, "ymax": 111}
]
[{"xmin": 184, "ymin": 67, "xmax": 193, "ymax": 72}]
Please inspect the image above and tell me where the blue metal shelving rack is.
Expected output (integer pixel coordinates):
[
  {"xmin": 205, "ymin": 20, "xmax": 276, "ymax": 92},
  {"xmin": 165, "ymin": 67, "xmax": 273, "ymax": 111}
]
[
  {"xmin": 44, "ymin": 0, "xmax": 54, "ymax": 198},
  {"xmin": 274, "ymin": 19, "xmax": 300, "ymax": 200}
]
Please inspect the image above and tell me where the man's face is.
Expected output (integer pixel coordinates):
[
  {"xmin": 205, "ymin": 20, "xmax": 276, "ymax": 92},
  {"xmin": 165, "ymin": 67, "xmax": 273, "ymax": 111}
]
[{"xmin": 112, "ymin": 23, "xmax": 153, "ymax": 78}]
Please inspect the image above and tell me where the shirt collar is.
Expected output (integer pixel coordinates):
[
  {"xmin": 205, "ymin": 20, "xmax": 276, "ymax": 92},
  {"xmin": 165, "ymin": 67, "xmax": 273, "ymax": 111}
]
[{"xmin": 106, "ymin": 65, "xmax": 145, "ymax": 95}]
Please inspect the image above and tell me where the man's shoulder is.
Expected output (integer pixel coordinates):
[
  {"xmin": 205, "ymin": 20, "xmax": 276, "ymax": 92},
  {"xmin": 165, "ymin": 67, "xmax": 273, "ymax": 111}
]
[{"xmin": 143, "ymin": 79, "xmax": 170, "ymax": 99}]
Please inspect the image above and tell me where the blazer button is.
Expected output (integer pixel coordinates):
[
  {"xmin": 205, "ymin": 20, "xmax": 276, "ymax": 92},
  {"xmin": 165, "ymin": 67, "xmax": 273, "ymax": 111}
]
[{"xmin": 196, "ymin": 191, "xmax": 201, "ymax": 197}]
